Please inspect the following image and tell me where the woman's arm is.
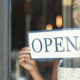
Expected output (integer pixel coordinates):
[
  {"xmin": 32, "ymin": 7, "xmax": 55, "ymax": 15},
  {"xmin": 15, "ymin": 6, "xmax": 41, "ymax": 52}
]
[
  {"xmin": 51, "ymin": 60, "xmax": 59, "ymax": 80},
  {"xmin": 18, "ymin": 47, "xmax": 44, "ymax": 80}
]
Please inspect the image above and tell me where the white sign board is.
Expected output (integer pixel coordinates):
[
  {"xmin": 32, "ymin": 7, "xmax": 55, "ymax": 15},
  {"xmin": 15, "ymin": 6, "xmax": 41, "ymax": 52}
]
[{"xmin": 28, "ymin": 29, "xmax": 80, "ymax": 59}]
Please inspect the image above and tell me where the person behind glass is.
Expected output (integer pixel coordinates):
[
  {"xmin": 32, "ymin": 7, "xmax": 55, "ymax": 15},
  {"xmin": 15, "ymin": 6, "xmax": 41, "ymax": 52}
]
[
  {"xmin": 19, "ymin": 0, "xmax": 80, "ymax": 80},
  {"xmin": 18, "ymin": 47, "xmax": 59, "ymax": 80}
]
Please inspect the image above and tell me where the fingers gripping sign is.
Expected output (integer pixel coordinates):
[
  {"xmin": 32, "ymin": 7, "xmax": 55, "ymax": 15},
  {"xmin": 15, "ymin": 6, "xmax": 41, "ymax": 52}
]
[
  {"xmin": 18, "ymin": 47, "xmax": 36, "ymax": 71},
  {"xmin": 18, "ymin": 47, "xmax": 44, "ymax": 80}
]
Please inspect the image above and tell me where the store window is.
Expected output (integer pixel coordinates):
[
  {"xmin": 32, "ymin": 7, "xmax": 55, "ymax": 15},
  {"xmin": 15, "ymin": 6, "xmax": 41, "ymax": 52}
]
[
  {"xmin": 11, "ymin": 0, "xmax": 62, "ymax": 80},
  {"xmin": 11, "ymin": 0, "xmax": 80, "ymax": 80}
]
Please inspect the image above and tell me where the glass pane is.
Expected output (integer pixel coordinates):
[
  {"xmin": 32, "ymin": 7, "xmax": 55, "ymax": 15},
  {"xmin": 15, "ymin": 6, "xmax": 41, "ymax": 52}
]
[
  {"xmin": 11, "ymin": 0, "xmax": 80, "ymax": 80},
  {"xmin": 11, "ymin": 0, "xmax": 63, "ymax": 80}
]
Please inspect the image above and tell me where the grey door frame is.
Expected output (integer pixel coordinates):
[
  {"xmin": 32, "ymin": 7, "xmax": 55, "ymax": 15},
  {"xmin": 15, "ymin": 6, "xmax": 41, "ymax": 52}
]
[{"xmin": 0, "ymin": 0, "xmax": 11, "ymax": 80}]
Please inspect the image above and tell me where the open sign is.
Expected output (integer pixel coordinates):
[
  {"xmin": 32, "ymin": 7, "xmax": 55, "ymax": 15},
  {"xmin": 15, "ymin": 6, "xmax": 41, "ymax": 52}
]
[{"xmin": 28, "ymin": 29, "xmax": 80, "ymax": 59}]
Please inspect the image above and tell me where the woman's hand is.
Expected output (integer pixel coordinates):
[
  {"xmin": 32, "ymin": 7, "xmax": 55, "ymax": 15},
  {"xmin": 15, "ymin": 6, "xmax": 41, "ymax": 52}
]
[
  {"xmin": 19, "ymin": 47, "xmax": 36, "ymax": 72},
  {"xmin": 18, "ymin": 47, "xmax": 44, "ymax": 80}
]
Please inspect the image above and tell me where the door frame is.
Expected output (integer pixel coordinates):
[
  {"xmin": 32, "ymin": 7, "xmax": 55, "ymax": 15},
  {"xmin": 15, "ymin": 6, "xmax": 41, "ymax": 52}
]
[{"xmin": 0, "ymin": 0, "xmax": 11, "ymax": 80}]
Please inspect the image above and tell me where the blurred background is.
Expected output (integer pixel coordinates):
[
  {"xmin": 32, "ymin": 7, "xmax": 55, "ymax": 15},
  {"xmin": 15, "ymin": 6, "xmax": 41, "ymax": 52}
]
[{"xmin": 11, "ymin": 0, "xmax": 76, "ymax": 80}]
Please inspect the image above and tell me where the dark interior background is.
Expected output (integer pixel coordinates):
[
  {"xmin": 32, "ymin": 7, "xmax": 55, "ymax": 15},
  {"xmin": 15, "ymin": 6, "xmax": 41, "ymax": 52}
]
[{"xmin": 11, "ymin": 0, "xmax": 62, "ymax": 50}]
